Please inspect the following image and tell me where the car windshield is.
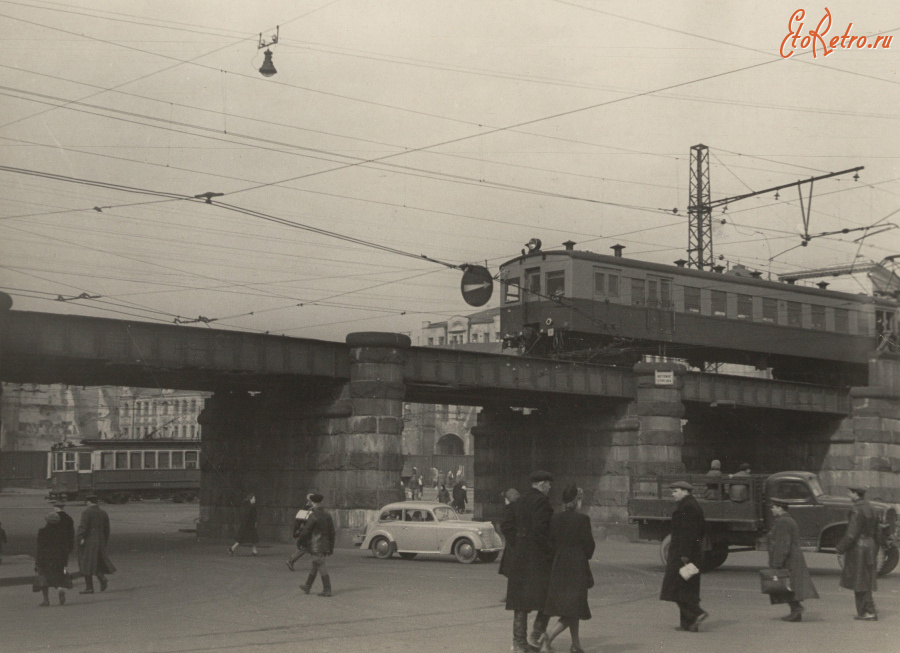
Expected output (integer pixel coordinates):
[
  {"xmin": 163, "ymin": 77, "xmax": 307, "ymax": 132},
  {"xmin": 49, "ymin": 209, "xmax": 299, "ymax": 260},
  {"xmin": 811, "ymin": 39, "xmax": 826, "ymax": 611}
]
[
  {"xmin": 807, "ymin": 477, "xmax": 825, "ymax": 497},
  {"xmin": 433, "ymin": 506, "xmax": 459, "ymax": 522}
]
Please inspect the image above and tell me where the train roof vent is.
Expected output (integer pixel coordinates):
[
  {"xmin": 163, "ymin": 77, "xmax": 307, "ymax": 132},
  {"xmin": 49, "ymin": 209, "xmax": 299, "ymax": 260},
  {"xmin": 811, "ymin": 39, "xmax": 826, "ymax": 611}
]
[
  {"xmin": 563, "ymin": 240, "xmax": 576, "ymax": 251},
  {"xmin": 817, "ymin": 281, "xmax": 830, "ymax": 290},
  {"xmin": 611, "ymin": 244, "xmax": 625, "ymax": 257},
  {"xmin": 725, "ymin": 264, "xmax": 753, "ymax": 277},
  {"xmin": 674, "ymin": 259, "xmax": 688, "ymax": 268}
]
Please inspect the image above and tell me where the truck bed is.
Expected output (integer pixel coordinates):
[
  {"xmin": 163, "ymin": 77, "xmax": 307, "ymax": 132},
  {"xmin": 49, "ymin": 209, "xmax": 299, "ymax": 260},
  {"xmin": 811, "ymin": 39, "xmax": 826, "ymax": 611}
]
[{"xmin": 628, "ymin": 474, "xmax": 765, "ymax": 527}]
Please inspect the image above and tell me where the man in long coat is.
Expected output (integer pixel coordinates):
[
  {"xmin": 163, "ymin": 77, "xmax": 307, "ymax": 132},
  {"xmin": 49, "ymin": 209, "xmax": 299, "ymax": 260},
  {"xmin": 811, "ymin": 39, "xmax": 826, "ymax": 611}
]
[
  {"xmin": 506, "ymin": 470, "xmax": 554, "ymax": 653},
  {"xmin": 77, "ymin": 496, "xmax": 116, "ymax": 594},
  {"xmin": 836, "ymin": 486, "xmax": 879, "ymax": 620},
  {"xmin": 659, "ymin": 481, "xmax": 709, "ymax": 632},
  {"xmin": 297, "ymin": 493, "xmax": 336, "ymax": 597},
  {"xmin": 766, "ymin": 499, "xmax": 819, "ymax": 621}
]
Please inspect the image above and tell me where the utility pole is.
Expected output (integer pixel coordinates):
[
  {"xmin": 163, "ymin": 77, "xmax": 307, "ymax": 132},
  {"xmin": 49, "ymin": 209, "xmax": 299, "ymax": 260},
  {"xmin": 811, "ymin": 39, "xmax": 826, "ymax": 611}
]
[{"xmin": 687, "ymin": 144, "xmax": 713, "ymax": 269}]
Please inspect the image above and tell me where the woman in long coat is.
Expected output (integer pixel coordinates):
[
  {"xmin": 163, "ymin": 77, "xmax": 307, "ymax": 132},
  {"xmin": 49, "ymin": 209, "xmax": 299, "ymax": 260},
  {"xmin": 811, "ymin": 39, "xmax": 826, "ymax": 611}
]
[
  {"xmin": 766, "ymin": 499, "xmax": 819, "ymax": 621},
  {"xmin": 498, "ymin": 488, "xmax": 521, "ymax": 580},
  {"xmin": 836, "ymin": 487, "xmax": 880, "ymax": 619},
  {"xmin": 229, "ymin": 494, "xmax": 259, "ymax": 556},
  {"xmin": 540, "ymin": 485, "xmax": 595, "ymax": 653},
  {"xmin": 77, "ymin": 496, "xmax": 115, "ymax": 593},
  {"xmin": 34, "ymin": 512, "xmax": 70, "ymax": 606}
]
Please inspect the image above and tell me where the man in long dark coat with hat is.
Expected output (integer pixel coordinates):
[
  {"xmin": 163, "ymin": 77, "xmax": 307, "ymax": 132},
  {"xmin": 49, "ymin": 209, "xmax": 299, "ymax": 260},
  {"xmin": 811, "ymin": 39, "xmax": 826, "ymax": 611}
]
[
  {"xmin": 660, "ymin": 481, "xmax": 709, "ymax": 632},
  {"xmin": 506, "ymin": 470, "xmax": 554, "ymax": 653},
  {"xmin": 836, "ymin": 486, "xmax": 879, "ymax": 620},
  {"xmin": 765, "ymin": 498, "xmax": 819, "ymax": 621},
  {"xmin": 77, "ymin": 495, "xmax": 116, "ymax": 594}
]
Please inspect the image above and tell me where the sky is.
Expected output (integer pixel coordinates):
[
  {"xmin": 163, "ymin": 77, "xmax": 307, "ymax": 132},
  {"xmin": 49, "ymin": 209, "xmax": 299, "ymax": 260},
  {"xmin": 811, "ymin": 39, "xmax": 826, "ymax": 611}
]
[{"xmin": 0, "ymin": 0, "xmax": 898, "ymax": 342}]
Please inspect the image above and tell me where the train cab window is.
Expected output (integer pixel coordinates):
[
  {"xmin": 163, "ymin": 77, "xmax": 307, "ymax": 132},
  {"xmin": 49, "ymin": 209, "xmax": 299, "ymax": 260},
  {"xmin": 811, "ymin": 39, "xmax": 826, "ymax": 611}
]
[
  {"xmin": 876, "ymin": 309, "xmax": 894, "ymax": 336},
  {"xmin": 503, "ymin": 277, "xmax": 520, "ymax": 303},
  {"xmin": 130, "ymin": 452, "xmax": 142, "ymax": 469},
  {"xmin": 172, "ymin": 451, "xmax": 184, "ymax": 469},
  {"xmin": 101, "ymin": 452, "xmax": 114, "ymax": 470},
  {"xmin": 787, "ymin": 301, "xmax": 802, "ymax": 327},
  {"xmin": 631, "ymin": 279, "xmax": 645, "ymax": 306},
  {"xmin": 158, "ymin": 452, "xmax": 171, "ymax": 469},
  {"xmin": 684, "ymin": 287, "xmax": 700, "ymax": 313},
  {"xmin": 737, "ymin": 294, "xmax": 752, "ymax": 319},
  {"xmin": 185, "ymin": 451, "xmax": 198, "ymax": 469},
  {"xmin": 762, "ymin": 297, "xmax": 777, "ymax": 323},
  {"xmin": 711, "ymin": 290, "xmax": 727, "ymax": 316},
  {"xmin": 834, "ymin": 308, "xmax": 849, "ymax": 333},
  {"xmin": 607, "ymin": 274, "xmax": 619, "ymax": 297},
  {"xmin": 115, "ymin": 452, "xmax": 128, "ymax": 469},
  {"xmin": 811, "ymin": 305, "xmax": 826, "ymax": 330},
  {"xmin": 546, "ymin": 270, "xmax": 565, "ymax": 297},
  {"xmin": 144, "ymin": 452, "xmax": 157, "ymax": 469},
  {"xmin": 525, "ymin": 268, "xmax": 541, "ymax": 300},
  {"xmin": 78, "ymin": 453, "xmax": 90, "ymax": 470}
]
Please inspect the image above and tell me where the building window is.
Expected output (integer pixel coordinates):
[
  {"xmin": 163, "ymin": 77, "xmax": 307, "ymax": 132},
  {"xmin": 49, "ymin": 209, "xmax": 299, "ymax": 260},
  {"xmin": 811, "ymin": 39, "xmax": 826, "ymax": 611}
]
[
  {"xmin": 631, "ymin": 279, "xmax": 645, "ymax": 306},
  {"xmin": 711, "ymin": 290, "xmax": 727, "ymax": 316},
  {"xmin": 427, "ymin": 337, "xmax": 434, "ymax": 346},
  {"xmin": 504, "ymin": 277, "xmax": 520, "ymax": 303},
  {"xmin": 684, "ymin": 287, "xmax": 700, "ymax": 313},
  {"xmin": 190, "ymin": 425, "xmax": 196, "ymax": 438},
  {"xmin": 438, "ymin": 337, "xmax": 445, "ymax": 345},
  {"xmin": 811, "ymin": 305, "xmax": 825, "ymax": 330},
  {"xmin": 545, "ymin": 270, "xmax": 565, "ymax": 297},
  {"xmin": 787, "ymin": 301, "xmax": 802, "ymax": 327},
  {"xmin": 834, "ymin": 307, "xmax": 849, "ymax": 333},
  {"xmin": 737, "ymin": 294, "xmax": 752, "ymax": 319},
  {"xmin": 190, "ymin": 399, "xmax": 197, "ymax": 412},
  {"xmin": 762, "ymin": 297, "xmax": 777, "ymax": 323}
]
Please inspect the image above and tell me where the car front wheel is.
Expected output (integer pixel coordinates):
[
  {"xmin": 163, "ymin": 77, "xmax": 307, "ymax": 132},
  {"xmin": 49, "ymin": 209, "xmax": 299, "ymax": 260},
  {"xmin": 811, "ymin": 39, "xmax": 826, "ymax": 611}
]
[
  {"xmin": 371, "ymin": 536, "xmax": 393, "ymax": 559},
  {"xmin": 454, "ymin": 538, "xmax": 477, "ymax": 564}
]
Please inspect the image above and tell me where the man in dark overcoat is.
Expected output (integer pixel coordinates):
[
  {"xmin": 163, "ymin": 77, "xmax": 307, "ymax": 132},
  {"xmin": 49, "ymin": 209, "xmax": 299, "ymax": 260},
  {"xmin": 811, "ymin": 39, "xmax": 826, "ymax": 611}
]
[
  {"xmin": 297, "ymin": 493, "xmax": 336, "ymax": 597},
  {"xmin": 506, "ymin": 470, "xmax": 554, "ymax": 653},
  {"xmin": 659, "ymin": 481, "xmax": 709, "ymax": 632},
  {"xmin": 836, "ymin": 486, "xmax": 879, "ymax": 620},
  {"xmin": 77, "ymin": 495, "xmax": 116, "ymax": 594},
  {"xmin": 53, "ymin": 502, "xmax": 75, "ymax": 564},
  {"xmin": 34, "ymin": 512, "xmax": 71, "ymax": 606},
  {"xmin": 766, "ymin": 499, "xmax": 819, "ymax": 621}
]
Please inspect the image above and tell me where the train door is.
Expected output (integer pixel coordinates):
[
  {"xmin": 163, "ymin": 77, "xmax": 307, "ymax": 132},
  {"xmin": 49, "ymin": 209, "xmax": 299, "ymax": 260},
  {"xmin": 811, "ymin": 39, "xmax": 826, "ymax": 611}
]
[{"xmin": 646, "ymin": 275, "xmax": 674, "ymax": 336}]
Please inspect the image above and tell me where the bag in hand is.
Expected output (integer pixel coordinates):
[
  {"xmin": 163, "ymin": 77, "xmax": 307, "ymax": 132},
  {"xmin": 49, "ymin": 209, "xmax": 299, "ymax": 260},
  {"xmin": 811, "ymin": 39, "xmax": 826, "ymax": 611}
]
[{"xmin": 759, "ymin": 568, "xmax": 791, "ymax": 594}]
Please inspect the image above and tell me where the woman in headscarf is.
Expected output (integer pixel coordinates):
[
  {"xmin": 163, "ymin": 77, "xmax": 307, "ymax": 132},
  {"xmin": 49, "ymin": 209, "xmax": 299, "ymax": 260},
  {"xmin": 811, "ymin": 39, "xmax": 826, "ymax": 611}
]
[
  {"xmin": 229, "ymin": 493, "xmax": 259, "ymax": 556},
  {"xmin": 540, "ymin": 485, "xmax": 595, "ymax": 653},
  {"xmin": 498, "ymin": 488, "xmax": 521, "ymax": 602},
  {"xmin": 34, "ymin": 512, "xmax": 71, "ymax": 606}
]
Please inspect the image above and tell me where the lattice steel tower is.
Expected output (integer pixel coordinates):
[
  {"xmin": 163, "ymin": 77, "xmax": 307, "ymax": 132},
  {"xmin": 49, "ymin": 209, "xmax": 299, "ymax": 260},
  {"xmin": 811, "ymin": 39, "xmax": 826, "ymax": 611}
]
[{"xmin": 687, "ymin": 144, "xmax": 713, "ymax": 270}]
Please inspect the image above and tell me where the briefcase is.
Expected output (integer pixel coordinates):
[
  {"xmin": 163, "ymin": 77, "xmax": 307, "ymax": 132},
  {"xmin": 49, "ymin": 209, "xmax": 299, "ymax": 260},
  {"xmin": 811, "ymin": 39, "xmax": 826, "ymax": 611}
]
[{"xmin": 759, "ymin": 568, "xmax": 791, "ymax": 594}]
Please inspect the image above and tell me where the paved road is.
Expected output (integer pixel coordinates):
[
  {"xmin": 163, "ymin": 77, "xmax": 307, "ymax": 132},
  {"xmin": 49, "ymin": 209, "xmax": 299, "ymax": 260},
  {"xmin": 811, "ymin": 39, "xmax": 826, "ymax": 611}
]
[{"xmin": 0, "ymin": 489, "xmax": 896, "ymax": 653}]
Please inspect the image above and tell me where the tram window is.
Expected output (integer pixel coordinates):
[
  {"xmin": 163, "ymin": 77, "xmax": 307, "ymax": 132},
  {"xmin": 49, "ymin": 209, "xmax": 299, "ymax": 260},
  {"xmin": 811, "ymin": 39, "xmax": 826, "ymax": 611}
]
[
  {"xmin": 172, "ymin": 451, "xmax": 184, "ymax": 469},
  {"xmin": 53, "ymin": 453, "xmax": 61, "ymax": 471},
  {"xmin": 144, "ymin": 452, "xmax": 157, "ymax": 469},
  {"xmin": 762, "ymin": 297, "xmax": 777, "ymax": 323},
  {"xmin": 684, "ymin": 287, "xmax": 700, "ymax": 313},
  {"xmin": 787, "ymin": 301, "xmax": 802, "ymax": 327},
  {"xmin": 504, "ymin": 277, "xmax": 520, "ymax": 303},
  {"xmin": 78, "ymin": 453, "xmax": 90, "ymax": 470},
  {"xmin": 811, "ymin": 305, "xmax": 825, "ymax": 330},
  {"xmin": 115, "ymin": 452, "xmax": 128, "ymax": 469},
  {"xmin": 130, "ymin": 452, "xmax": 142, "ymax": 469},
  {"xmin": 185, "ymin": 451, "xmax": 198, "ymax": 469},
  {"xmin": 711, "ymin": 291, "xmax": 727, "ymax": 316},
  {"xmin": 834, "ymin": 308, "xmax": 849, "ymax": 333},
  {"xmin": 64, "ymin": 453, "xmax": 75, "ymax": 471},
  {"xmin": 546, "ymin": 271, "xmax": 565, "ymax": 297},
  {"xmin": 158, "ymin": 452, "xmax": 171, "ymax": 469},
  {"xmin": 101, "ymin": 452, "xmax": 114, "ymax": 470},
  {"xmin": 737, "ymin": 294, "xmax": 752, "ymax": 319},
  {"xmin": 631, "ymin": 279, "xmax": 645, "ymax": 306}
]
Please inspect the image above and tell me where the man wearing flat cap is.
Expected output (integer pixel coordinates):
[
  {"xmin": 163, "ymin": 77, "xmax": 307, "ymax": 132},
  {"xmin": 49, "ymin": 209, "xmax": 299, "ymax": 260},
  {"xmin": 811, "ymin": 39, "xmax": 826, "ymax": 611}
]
[
  {"xmin": 296, "ymin": 493, "xmax": 336, "ymax": 597},
  {"xmin": 836, "ymin": 486, "xmax": 879, "ymax": 620},
  {"xmin": 659, "ymin": 481, "xmax": 709, "ymax": 632},
  {"xmin": 506, "ymin": 470, "xmax": 554, "ymax": 652},
  {"xmin": 765, "ymin": 498, "xmax": 818, "ymax": 621}
]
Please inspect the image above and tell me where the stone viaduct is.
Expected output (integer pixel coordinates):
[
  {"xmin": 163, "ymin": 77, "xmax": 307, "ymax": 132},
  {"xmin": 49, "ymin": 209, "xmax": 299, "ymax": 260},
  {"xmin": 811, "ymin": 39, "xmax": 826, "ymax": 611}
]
[{"xmin": 2, "ymin": 306, "xmax": 898, "ymax": 546}]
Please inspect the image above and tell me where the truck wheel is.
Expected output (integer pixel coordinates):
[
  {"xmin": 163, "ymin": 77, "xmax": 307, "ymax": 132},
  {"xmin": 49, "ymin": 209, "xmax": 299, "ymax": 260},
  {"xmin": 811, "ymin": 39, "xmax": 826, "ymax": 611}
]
[
  {"xmin": 701, "ymin": 545, "xmax": 729, "ymax": 571},
  {"xmin": 659, "ymin": 535, "xmax": 671, "ymax": 565}
]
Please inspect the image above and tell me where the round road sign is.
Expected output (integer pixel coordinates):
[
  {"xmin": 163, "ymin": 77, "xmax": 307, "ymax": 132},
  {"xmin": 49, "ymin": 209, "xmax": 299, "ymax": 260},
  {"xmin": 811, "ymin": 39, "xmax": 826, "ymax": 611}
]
[{"xmin": 460, "ymin": 265, "xmax": 494, "ymax": 307}]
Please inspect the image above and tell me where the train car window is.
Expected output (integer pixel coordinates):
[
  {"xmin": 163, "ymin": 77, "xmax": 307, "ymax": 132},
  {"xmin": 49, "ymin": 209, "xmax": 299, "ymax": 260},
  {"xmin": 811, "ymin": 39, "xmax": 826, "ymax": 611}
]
[
  {"xmin": 144, "ymin": 452, "xmax": 157, "ymax": 469},
  {"xmin": 711, "ymin": 290, "xmax": 727, "ymax": 316},
  {"xmin": 762, "ymin": 297, "xmax": 777, "ymax": 323},
  {"xmin": 594, "ymin": 270, "xmax": 606, "ymax": 293},
  {"xmin": 631, "ymin": 279, "xmax": 645, "ymax": 306},
  {"xmin": 834, "ymin": 308, "xmax": 849, "ymax": 333},
  {"xmin": 158, "ymin": 452, "xmax": 171, "ymax": 469},
  {"xmin": 115, "ymin": 452, "xmax": 128, "ymax": 469},
  {"xmin": 684, "ymin": 287, "xmax": 700, "ymax": 313},
  {"xmin": 737, "ymin": 294, "xmax": 752, "ymax": 319},
  {"xmin": 607, "ymin": 274, "xmax": 619, "ymax": 297},
  {"xmin": 172, "ymin": 451, "xmax": 184, "ymax": 468},
  {"xmin": 101, "ymin": 452, "xmax": 114, "ymax": 470},
  {"xmin": 503, "ymin": 277, "xmax": 520, "ymax": 303},
  {"xmin": 811, "ymin": 305, "xmax": 826, "ymax": 330},
  {"xmin": 787, "ymin": 301, "xmax": 802, "ymax": 327},
  {"xmin": 546, "ymin": 270, "xmax": 565, "ymax": 297},
  {"xmin": 130, "ymin": 452, "xmax": 142, "ymax": 469},
  {"xmin": 77, "ymin": 452, "xmax": 90, "ymax": 470},
  {"xmin": 526, "ymin": 268, "xmax": 541, "ymax": 300},
  {"xmin": 185, "ymin": 451, "xmax": 199, "ymax": 469}
]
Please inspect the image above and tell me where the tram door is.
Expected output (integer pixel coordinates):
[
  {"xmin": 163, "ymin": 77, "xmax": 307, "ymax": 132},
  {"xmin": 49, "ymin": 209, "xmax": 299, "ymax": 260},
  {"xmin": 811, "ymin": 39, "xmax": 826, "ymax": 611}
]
[
  {"xmin": 646, "ymin": 276, "xmax": 674, "ymax": 336},
  {"xmin": 78, "ymin": 452, "xmax": 93, "ymax": 492}
]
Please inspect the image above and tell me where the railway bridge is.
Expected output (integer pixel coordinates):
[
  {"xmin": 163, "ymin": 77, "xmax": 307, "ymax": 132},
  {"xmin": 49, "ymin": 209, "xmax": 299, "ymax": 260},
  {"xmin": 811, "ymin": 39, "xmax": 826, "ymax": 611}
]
[{"xmin": 2, "ymin": 306, "xmax": 898, "ymax": 545}]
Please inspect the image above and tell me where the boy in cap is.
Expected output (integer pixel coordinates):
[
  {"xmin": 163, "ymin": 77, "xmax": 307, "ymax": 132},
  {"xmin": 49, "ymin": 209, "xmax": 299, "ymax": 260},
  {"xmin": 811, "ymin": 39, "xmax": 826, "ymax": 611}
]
[
  {"xmin": 836, "ymin": 487, "xmax": 879, "ymax": 620},
  {"xmin": 296, "ymin": 493, "xmax": 336, "ymax": 597},
  {"xmin": 659, "ymin": 481, "xmax": 709, "ymax": 632}
]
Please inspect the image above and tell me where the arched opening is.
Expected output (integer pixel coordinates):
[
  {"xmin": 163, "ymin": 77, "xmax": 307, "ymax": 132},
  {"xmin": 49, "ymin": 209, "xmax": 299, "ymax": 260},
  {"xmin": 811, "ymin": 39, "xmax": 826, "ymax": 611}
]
[{"xmin": 436, "ymin": 433, "xmax": 464, "ymax": 456}]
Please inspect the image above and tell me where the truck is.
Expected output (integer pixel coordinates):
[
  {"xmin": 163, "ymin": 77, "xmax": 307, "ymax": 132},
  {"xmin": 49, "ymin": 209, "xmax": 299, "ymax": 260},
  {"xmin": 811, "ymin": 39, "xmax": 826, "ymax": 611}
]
[{"xmin": 627, "ymin": 471, "xmax": 899, "ymax": 576}]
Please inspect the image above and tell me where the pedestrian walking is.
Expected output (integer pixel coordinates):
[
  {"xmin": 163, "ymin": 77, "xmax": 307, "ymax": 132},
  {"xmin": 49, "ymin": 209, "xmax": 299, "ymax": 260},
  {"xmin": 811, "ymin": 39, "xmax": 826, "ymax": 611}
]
[
  {"xmin": 286, "ymin": 497, "xmax": 313, "ymax": 571},
  {"xmin": 34, "ymin": 512, "xmax": 71, "ymax": 606},
  {"xmin": 659, "ymin": 481, "xmax": 709, "ymax": 632},
  {"xmin": 52, "ymin": 502, "xmax": 75, "ymax": 564},
  {"xmin": 765, "ymin": 498, "xmax": 819, "ymax": 621},
  {"xmin": 498, "ymin": 488, "xmax": 521, "ymax": 602},
  {"xmin": 431, "ymin": 467, "xmax": 439, "ymax": 489},
  {"xmin": 77, "ymin": 495, "xmax": 116, "ymax": 594},
  {"xmin": 452, "ymin": 480, "xmax": 468, "ymax": 513},
  {"xmin": 836, "ymin": 486, "xmax": 880, "ymax": 620},
  {"xmin": 414, "ymin": 474, "xmax": 424, "ymax": 500},
  {"xmin": 296, "ymin": 493, "xmax": 336, "ymax": 597},
  {"xmin": 540, "ymin": 485, "xmax": 595, "ymax": 653},
  {"xmin": 438, "ymin": 484, "xmax": 451, "ymax": 504},
  {"xmin": 446, "ymin": 469, "xmax": 455, "ymax": 488},
  {"xmin": 505, "ymin": 470, "xmax": 554, "ymax": 653},
  {"xmin": 229, "ymin": 493, "xmax": 259, "ymax": 556}
]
